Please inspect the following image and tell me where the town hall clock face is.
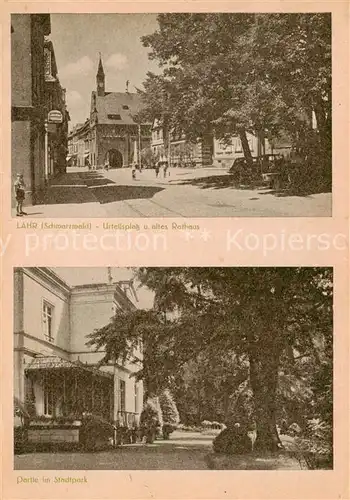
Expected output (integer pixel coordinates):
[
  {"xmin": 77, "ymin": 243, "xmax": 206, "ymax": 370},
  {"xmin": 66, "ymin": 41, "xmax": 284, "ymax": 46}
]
[{"xmin": 98, "ymin": 82, "xmax": 103, "ymax": 87}]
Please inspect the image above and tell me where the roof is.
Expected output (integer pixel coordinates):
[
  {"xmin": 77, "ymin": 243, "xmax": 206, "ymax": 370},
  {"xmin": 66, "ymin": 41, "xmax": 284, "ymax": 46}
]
[
  {"xmin": 25, "ymin": 356, "xmax": 113, "ymax": 379},
  {"xmin": 92, "ymin": 91, "xmax": 146, "ymax": 125}
]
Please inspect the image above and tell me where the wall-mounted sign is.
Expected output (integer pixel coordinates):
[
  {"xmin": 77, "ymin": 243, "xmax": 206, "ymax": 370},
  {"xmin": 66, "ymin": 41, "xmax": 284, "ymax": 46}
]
[
  {"xmin": 47, "ymin": 123, "xmax": 57, "ymax": 134},
  {"xmin": 48, "ymin": 110, "xmax": 63, "ymax": 124}
]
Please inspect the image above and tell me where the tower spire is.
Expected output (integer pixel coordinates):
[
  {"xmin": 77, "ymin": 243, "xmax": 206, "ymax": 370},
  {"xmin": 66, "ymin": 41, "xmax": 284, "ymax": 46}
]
[{"xmin": 96, "ymin": 53, "xmax": 105, "ymax": 96}]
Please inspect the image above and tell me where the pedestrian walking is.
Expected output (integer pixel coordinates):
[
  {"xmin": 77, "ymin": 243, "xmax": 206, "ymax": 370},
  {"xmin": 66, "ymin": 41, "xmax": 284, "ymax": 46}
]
[
  {"xmin": 163, "ymin": 161, "xmax": 169, "ymax": 178},
  {"xmin": 14, "ymin": 173, "xmax": 27, "ymax": 216},
  {"xmin": 155, "ymin": 161, "xmax": 160, "ymax": 178}
]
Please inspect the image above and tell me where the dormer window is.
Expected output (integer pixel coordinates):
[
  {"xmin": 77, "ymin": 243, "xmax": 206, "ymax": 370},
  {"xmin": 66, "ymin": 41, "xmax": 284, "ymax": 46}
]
[
  {"xmin": 122, "ymin": 105, "xmax": 129, "ymax": 110},
  {"xmin": 107, "ymin": 114, "xmax": 121, "ymax": 120}
]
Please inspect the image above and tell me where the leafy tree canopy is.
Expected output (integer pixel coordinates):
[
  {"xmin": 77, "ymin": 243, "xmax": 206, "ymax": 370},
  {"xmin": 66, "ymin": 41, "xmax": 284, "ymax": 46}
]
[
  {"xmin": 138, "ymin": 14, "xmax": 331, "ymax": 149},
  {"xmin": 87, "ymin": 267, "xmax": 332, "ymax": 452}
]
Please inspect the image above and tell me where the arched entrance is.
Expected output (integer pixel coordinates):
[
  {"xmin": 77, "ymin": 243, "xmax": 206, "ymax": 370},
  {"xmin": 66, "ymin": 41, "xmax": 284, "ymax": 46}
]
[{"xmin": 106, "ymin": 149, "xmax": 123, "ymax": 169}]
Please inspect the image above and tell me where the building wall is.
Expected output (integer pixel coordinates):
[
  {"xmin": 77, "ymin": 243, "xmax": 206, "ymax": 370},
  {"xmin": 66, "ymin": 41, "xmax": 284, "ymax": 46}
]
[
  {"xmin": 11, "ymin": 121, "xmax": 32, "ymax": 197},
  {"xmin": 22, "ymin": 270, "xmax": 70, "ymax": 352},
  {"xmin": 69, "ymin": 285, "xmax": 143, "ymax": 416},
  {"xmin": 14, "ymin": 269, "xmax": 143, "ymax": 420},
  {"xmin": 11, "ymin": 15, "xmax": 48, "ymax": 206},
  {"xmin": 69, "ymin": 286, "xmax": 116, "ymax": 352},
  {"xmin": 11, "ymin": 16, "xmax": 33, "ymax": 206},
  {"xmin": 11, "ymin": 15, "xmax": 32, "ymax": 106},
  {"xmin": 96, "ymin": 125, "xmax": 130, "ymax": 167},
  {"xmin": 213, "ymin": 133, "xmax": 291, "ymax": 167},
  {"xmin": 95, "ymin": 125, "xmax": 150, "ymax": 168},
  {"xmin": 213, "ymin": 133, "xmax": 259, "ymax": 167}
]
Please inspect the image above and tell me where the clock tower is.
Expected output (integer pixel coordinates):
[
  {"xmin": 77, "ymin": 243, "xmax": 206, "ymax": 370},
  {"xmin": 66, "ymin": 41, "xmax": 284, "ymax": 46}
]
[{"xmin": 96, "ymin": 53, "xmax": 105, "ymax": 97}]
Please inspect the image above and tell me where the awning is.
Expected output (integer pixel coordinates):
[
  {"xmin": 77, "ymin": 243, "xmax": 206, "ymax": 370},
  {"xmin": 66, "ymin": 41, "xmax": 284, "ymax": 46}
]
[
  {"xmin": 84, "ymin": 153, "xmax": 90, "ymax": 158},
  {"xmin": 25, "ymin": 356, "xmax": 113, "ymax": 380},
  {"xmin": 66, "ymin": 154, "xmax": 77, "ymax": 161}
]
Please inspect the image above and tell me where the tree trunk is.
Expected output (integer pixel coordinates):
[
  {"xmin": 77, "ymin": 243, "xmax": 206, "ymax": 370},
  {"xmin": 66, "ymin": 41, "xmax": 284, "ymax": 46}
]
[
  {"xmin": 249, "ymin": 349, "xmax": 281, "ymax": 452},
  {"xmin": 239, "ymin": 129, "xmax": 253, "ymax": 168}
]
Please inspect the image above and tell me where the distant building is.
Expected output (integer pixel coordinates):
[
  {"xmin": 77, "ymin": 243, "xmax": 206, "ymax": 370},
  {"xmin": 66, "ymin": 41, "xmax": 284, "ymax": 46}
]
[
  {"xmin": 11, "ymin": 14, "xmax": 70, "ymax": 206},
  {"xmin": 213, "ymin": 131, "xmax": 293, "ymax": 168},
  {"xmin": 67, "ymin": 121, "xmax": 90, "ymax": 168},
  {"xmin": 43, "ymin": 39, "xmax": 70, "ymax": 176},
  {"xmin": 151, "ymin": 121, "xmax": 292, "ymax": 169},
  {"xmin": 14, "ymin": 268, "xmax": 143, "ymax": 431},
  {"xmin": 151, "ymin": 119, "xmax": 213, "ymax": 167},
  {"xmin": 68, "ymin": 56, "xmax": 151, "ymax": 169}
]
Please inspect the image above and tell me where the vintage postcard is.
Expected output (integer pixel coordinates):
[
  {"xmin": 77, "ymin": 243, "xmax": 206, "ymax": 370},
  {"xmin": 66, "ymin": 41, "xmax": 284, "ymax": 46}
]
[
  {"xmin": 1, "ymin": 1, "xmax": 349, "ymax": 500},
  {"xmin": 8, "ymin": 10, "xmax": 335, "ymax": 219}
]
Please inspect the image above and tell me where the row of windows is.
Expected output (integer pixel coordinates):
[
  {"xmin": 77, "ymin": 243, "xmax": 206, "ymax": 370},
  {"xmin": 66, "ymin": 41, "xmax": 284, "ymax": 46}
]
[{"xmin": 41, "ymin": 379, "xmax": 138, "ymax": 417}]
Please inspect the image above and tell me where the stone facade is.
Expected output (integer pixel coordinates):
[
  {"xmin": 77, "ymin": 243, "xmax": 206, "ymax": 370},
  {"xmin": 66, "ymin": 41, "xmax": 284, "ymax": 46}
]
[
  {"xmin": 11, "ymin": 14, "xmax": 50, "ymax": 205},
  {"xmin": 68, "ymin": 56, "xmax": 151, "ymax": 169},
  {"xmin": 11, "ymin": 15, "xmax": 69, "ymax": 206}
]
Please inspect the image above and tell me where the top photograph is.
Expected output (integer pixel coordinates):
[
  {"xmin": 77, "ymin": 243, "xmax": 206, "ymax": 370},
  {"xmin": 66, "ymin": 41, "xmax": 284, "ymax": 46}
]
[{"xmin": 11, "ymin": 13, "xmax": 332, "ymax": 218}]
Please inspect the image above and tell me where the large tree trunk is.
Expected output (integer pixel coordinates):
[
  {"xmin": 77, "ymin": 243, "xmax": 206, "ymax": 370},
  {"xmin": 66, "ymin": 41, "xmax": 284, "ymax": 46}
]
[
  {"xmin": 239, "ymin": 129, "xmax": 253, "ymax": 169},
  {"xmin": 249, "ymin": 347, "xmax": 282, "ymax": 452}
]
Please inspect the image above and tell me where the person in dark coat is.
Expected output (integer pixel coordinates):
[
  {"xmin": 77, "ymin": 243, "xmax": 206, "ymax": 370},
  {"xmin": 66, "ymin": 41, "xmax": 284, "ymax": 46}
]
[{"xmin": 14, "ymin": 173, "xmax": 27, "ymax": 216}]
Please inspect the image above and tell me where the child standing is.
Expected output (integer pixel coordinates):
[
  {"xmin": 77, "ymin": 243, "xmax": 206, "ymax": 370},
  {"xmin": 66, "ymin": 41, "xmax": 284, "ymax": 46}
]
[
  {"xmin": 14, "ymin": 173, "xmax": 27, "ymax": 216},
  {"xmin": 132, "ymin": 164, "xmax": 137, "ymax": 180}
]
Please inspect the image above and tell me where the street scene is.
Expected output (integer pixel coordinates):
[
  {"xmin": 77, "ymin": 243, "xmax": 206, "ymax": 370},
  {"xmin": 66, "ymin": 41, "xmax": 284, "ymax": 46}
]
[
  {"xmin": 14, "ymin": 267, "xmax": 333, "ymax": 470},
  {"xmin": 11, "ymin": 13, "xmax": 331, "ymax": 217},
  {"xmin": 21, "ymin": 166, "xmax": 331, "ymax": 218}
]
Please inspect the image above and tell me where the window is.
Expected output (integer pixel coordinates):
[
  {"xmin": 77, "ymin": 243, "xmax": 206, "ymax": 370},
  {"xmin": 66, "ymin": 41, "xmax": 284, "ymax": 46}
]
[
  {"xmin": 43, "ymin": 381, "xmax": 55, "ymax": 416},
  {"xmin": 42, "ymin": 300, "xmax": 54, "ymax": 342},
  {"xmin": 119, "ymin": 379, "xmax": 126, "ymax": 412},
  {"xmin": 122, "ymin": 105, "xmax": 129, "ymax": 110},
  {"xmin": 107, "ymin": 114, "xmax": 121, "ymax": 120},
  {"xmin": 134, "ymin": 382, "xmax": 138, "ymax": 413}
]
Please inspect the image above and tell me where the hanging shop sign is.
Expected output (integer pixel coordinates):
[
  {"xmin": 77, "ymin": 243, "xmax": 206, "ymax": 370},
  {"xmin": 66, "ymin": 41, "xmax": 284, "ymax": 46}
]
[{"xmin": 48, "ymin": 110, "xmax": 63, "ymax": 124}]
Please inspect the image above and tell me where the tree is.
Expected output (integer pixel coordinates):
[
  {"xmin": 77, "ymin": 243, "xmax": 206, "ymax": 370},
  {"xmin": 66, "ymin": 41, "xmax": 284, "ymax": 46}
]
[
  {"xmin": 140, "ymin": 397, "xmax": 163, "ymax": 443},
  {"xmin": 139, "ymin": 14, "xmax": 331, "ymax": 178},
  {"xmin": 134, "ymin": 267, "xmax": 333, "ymax": 451},
  {"xmin": 159, "ymin": 389, "xmax": 180, "ymax": 438},
  {"xmin": 87, "ymin": 267, "xmax": 332, "ymax": 453},
  {"xmin": 173, "ymin": 349, "xmax": 250, "ymax": 425}
]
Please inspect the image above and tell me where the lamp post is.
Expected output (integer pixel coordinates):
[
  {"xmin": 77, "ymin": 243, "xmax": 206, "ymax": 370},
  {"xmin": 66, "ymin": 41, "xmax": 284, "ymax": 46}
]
[
  {"xmin": 44, "ymin": 119, "xmax": 49, "ymax": 183},
  {"xmin": 138, "ymin": 123, "xmax": 142, "ymax": 169}
]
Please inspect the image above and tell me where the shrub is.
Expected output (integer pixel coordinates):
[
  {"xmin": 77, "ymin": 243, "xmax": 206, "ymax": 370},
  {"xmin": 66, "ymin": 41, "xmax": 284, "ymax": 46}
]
[
  {"xmin": 213, "ymin": 426, "xmax": 252, "ymax": 455},
  {"xmin": 159, "ymin": 390, "xmax": 180, "ymax": 439},
  {"xmin": 140, "ymin": 397, "xmax": 163, "ymax": 443},
  {"xmin": 294, "ymin": 419, "xmax": 333, "ymax": 469},
  {"xmin": 80, "ymin": 413, "xmax": 115, "ymax": 451}
]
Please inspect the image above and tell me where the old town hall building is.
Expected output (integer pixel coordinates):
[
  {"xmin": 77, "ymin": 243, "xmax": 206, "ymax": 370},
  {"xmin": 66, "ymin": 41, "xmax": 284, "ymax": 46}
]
[{"xmin": 68, "ymin": 56, "xmax": 151, "ymax": 169}]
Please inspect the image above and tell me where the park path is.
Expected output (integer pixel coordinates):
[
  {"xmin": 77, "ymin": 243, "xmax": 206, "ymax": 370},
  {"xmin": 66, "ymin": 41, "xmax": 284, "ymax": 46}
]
[
  {"xmin": 15, "ymin": 431, "xmax": 303, "ymax": 470},
  {"xmin": 14, "ymin": 431, "xmax": 213, "ymax": 470}
]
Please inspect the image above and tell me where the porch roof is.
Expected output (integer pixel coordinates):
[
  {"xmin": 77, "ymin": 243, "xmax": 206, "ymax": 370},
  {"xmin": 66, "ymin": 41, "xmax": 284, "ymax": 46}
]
[{"xmin": 25, "ymin": 356, "xmax": 113, "ymax": 380}]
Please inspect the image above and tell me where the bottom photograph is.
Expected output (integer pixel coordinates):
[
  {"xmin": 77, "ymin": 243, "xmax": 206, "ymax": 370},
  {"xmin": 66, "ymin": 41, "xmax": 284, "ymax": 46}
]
[{"xmin": 13, "ymin": 267, "xmax": 333, "ymax": 471}]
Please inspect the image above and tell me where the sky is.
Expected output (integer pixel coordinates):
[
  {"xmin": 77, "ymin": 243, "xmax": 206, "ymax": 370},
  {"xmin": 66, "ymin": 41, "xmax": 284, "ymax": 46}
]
[
  {"xmin": 53, "ymin": 267, "xmax": 154, "ymax": 309},
  {"xmin": 50, "ymin": 14, "xmax": 160, "ymax": 128}
]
